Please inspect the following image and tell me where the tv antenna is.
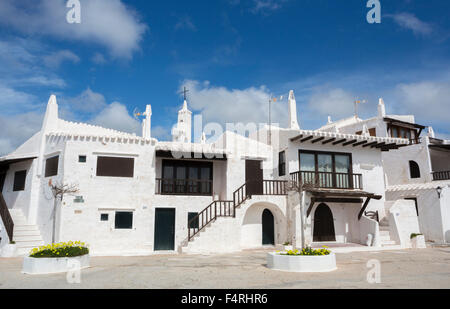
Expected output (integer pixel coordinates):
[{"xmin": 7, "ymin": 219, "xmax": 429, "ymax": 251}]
[
  {"xmin": 178, "ymin": 87, "xmax": 189, "ymax": 101},
  {"xmin": 133, "ymin": 107, "xmax": 145, "ymax": 120}
]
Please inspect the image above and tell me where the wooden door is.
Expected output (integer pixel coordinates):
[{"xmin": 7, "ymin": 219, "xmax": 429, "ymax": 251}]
[
  {"xmin": 313, "ymin": 204, "xmax": 336, "ymax": 242},
  {"xmin": 154, "ymin": 208, "xmax": 176, "ymax": 251},
  {"xmin": 246, "ymin": 160, "xmax": 263, "ymax": 195},
  {"xmin": 262, "ymin": 209, "xmax": 275, "ymax": 245}
]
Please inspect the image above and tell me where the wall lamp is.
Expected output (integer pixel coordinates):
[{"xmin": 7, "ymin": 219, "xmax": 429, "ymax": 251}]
[{"xmin": 436, "ymin": 186, "xmax": 443, "ymax": 199}]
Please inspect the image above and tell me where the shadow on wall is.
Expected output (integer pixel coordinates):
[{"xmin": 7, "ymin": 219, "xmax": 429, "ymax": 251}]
[{"xmin": 446, "ymin": 230, "xmax": 450, "ymax": 243}]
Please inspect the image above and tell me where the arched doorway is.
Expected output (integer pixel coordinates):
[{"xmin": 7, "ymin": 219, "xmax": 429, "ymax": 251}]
[
  {"xmin": 262, "ymin": 209, "xmax": 275, "ymax": 245},
  {"xmin": 313, "ymin": 203, "xmax": 336, "ymax": 242}
]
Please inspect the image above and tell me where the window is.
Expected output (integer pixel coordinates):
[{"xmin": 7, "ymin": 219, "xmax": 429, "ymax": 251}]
[
  {"xmin": 389, "ymin": 125, "xmax": 417, "ymax": 141},
  {"xmin": 96, "ymin": 156, "xmax": 134, "ymax": 178},
  {"xmin": 368, "ymin": 128, "xmax": 376, "ymax": 137},
  {"xmin": 188, "ymin": 212, "xmax": 199, "ymax": 229},
  {"xmin": 115, "ymin": 212, "xmax": 133, "ymax": 229},
  {"xmin": 299, "ymin": 151, "xmax": 353, "ymax": 189},
  {"xmin": 278, "ymin": 151, "xmax": 286, "ymax": 176},
  {"xmin": 45, "ymin": 156, "xmax": 59, "ymax": 177},
  {"xmin": 13, "ymin": 170, "xmax": 26, "ymax": 191},
  {"xmin": 79, "ymin": 155, "xmax": 87, "ymax": 163},
  {"xmin": 161, "ymin": 160, "xmax": 213, "ymax": 195},
  {"xmin": 100, "ymin": 214, "xmax": 109, "ymax": 221},
  {"xmin": 355, "ymin": 131, "xmax": 362, "ymax": 135},
  {"xmin": 409, "ymin": 161, "xmax": 421, "ymax": 179}
]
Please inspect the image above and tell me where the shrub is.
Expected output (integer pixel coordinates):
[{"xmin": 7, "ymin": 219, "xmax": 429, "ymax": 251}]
[
  {"xmin": 30, "ymin": 241, "xmax": 89, "ymax": 258},
  {"xmin": 283, "ymin": 242, "xmax": 291, "ymax": 246},
  {"xmin": 410, "ymin": 233, "xmax": 423, "ymax": 239},
  {"xmin": 278, "ymin": 246, "xmax": 331, "ymax": 256}
]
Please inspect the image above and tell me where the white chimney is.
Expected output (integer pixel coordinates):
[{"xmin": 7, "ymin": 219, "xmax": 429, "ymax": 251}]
[
  {"xmin": 378, "ymin": 98, "xmax": 386, "ymax": 117},
  {"xmin": 288, "ymin": 90, "xmax": 300, "ymax": 130}
]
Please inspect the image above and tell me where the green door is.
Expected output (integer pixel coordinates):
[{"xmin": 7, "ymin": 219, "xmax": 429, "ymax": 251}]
[{"xmin": 154, "ymin": 208, "xmax": 176, "ymax": 251}]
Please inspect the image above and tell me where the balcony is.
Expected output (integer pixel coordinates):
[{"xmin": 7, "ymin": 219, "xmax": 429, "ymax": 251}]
[
  {"xmin": 290, "ymin": 171, "xmax": 363, "ymax": 190},
  {"xmin": 156, "ymin": 178, "xmax": 213, "ymax": 196},
  {"xmin": 432, "ymin": 171, "xmax": 450, "ymax": 181}
]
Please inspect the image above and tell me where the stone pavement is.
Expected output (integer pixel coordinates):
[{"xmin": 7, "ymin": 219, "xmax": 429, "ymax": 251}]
[{"xmin": 0, "ymin": 247, "xmax": 449, "ymax": 289}]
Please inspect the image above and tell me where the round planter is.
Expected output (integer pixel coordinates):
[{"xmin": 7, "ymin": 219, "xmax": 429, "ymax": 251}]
[
  {"xmin": 267, "ymin": 252, "xmax": 337, "ymax": 273},
  {"xmin": 0, "ymin": 244, "xmax": 17, "ymax": 258},
  {"xmin": 22, "ymin": 254, "xmax": 90, "ymax": 275}
]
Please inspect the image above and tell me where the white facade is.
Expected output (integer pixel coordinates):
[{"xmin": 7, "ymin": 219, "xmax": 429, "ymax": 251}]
[{"xmin": 0, "ymin": 92, "xmax": 418, "ymax": 256}]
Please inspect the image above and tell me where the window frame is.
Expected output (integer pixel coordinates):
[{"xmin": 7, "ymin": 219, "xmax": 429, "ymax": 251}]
[
  {"xmin": 188, "ymin": 212, "xmax": 199, "ymax": 229},
  {"xmin": 96, "ymin": 156, "xmax": 135, "ymax": 178},
  {"xmin": 278, "ymin": 151, "xmax": 286, "ymax": 177},
  {"xmin": 44, "ymin": 156, "xmax": 59, "ymax": 178},
  {"xmin": 409, "ymin": 161, "xmax": 421, "ymax": 179},
  {"xmin": 114, "ymin": 211, "xmax": 133, "ymax": 230}
]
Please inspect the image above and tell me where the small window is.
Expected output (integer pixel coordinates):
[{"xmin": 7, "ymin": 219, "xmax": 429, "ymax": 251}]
[
  {"xmin": 115, "ymin": 212, "xmax": 133, "ymax": 229},
  {"xmin": 13, "ymin": 170, "xmax": 26, "ymax": 191},
  {"xmin": 79, "ymin": 155, "xmax": 87, "ymax": 163},
  {"xmin": 45, "ymin": 156, "xmax": 59, "ymax": 177},
  {"xmin": 100, "ymin": 214, "xmax": 109, "ymax": 221},
  {"xmin": 369, "ymin": 128, "xmax": 376, "ymax": 137},
  {"xmin": 355, "ymin": 131, "xmax": 362, "ymax": 135},
  {"xmin": 188, "ymin": 212, "xmax": 199, "ymax": 229},
  {"xmin": 278, "ymin": 151, "xmax": 286, "ymax": 176},
  {"xmin": 96, "ymin": 156, "xmax": 134, "ymax": 178},
  {"xmin": 409, "ymin": 161, "xmax": 421, "ymax": 179}
]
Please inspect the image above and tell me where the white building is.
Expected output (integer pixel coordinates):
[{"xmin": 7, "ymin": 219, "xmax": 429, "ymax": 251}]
[
  {"xmin": 0, "ymin": 93, "xmax": 418, "ymax": 256},
  {"xmin": 318, "ymin": 98, "xmax": 450, "ymax": 244}
]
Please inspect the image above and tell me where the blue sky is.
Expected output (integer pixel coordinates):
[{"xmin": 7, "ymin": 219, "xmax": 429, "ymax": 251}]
[{"xmin": 0, "ymin": 0, "xmax": 449, "ymax": 154}]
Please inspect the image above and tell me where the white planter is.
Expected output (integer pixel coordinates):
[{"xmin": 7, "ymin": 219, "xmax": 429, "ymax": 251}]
[
  {"xmin": 22, "ymin": 254, "xmax": 90, "ymax": 275},
  {"xmin": 0, "ymin": 244, "xmax": 17, "ymax": 258},
  {"xmin": 267, "ymin": 252, "xmax": 337, "ymax": 273},
  {"xmin": 411, "ymin": 235, "xmax": 426, "ymax": 249}
]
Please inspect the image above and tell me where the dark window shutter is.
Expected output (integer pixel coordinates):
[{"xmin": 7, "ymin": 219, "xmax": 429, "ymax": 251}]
[
  {"xmin": 45, "ymin": 156, "xmax": 59, "ymax": 177},
  {"xmin": 96, "ymin": 157, "xmax": 135, "ymax": 178},
  {"xmin": 115, "ymin": 212, "xmax": 133, "ymax": 229},
  {"xmin": 188, "ymin": 212, "xmax": 199, "ymax": 229},
  {"xmin": 13, "ymin": 170, "xmax": 27, "ymax": 191},
  {"xmin": 409, "ymin": 161, "xmax": 421, "ymax": 179}
]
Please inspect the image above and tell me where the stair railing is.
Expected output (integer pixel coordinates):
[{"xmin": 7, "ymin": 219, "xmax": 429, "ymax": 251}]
[
  {"xmin": 0, "ymin": 192, "xmax": 14, "ymax": 241},
  {"xmin": 364, "ymin": 210, "xmax": 379, "ymax": 223}
]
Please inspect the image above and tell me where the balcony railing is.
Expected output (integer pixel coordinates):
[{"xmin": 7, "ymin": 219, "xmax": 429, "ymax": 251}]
[
  {"xmin": 290, "ymin": 171, "xmax": 363, "ymax": 190},
  {"xmin": 432, "ymin": 171, "xmax": 450, "ymax": 181},
  {"xmin": 156, "ymin": 178, "xmax": 213, "ymax": 196}
]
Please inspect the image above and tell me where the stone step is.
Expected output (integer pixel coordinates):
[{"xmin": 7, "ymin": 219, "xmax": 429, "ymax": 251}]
[
  {"xmin": 13, "ymin": 229, "xmax": 41, "ymax": 237},
  {"xmin": 379, "ymin": 231, "xmax": 390, "ymax": 237},
  {"xmin": 381, "ymin": 240, "xmax": 396, "ymax": 246},
  {"xmin": 379, "ymin": 235, "xmax": 392, "ymax": 241},
  {"xmin": 14, "ymin": 225, "xmax": 40, "ymax": 232},
  {"xmin": 14, "ymin": 240, "xmax": 45, "ymax": 248},
  {"xmin": 14, "ymin": 235, "xmax": 43, "ymax": 242}
]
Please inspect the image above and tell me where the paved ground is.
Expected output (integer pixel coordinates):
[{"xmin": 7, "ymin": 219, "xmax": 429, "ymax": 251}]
[{"xmin": 0, "ymin": 247, "xmax": 449, "ymax": 289}]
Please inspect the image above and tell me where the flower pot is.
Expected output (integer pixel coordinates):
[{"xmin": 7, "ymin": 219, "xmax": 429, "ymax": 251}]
[
  {"xmin": 0, "ymin": 244, "xmax": 17, "ymax": 258},
  {"xmin": 411, "ymin": 235, "xmax": 426, "ymax": 249},
  {"xmin": 267, "ymin": 252, "xmax": 337, "ymax": 273},
  {"xmin": 22, "ymin": 254, "xmax": 90, "ymax": 275}
]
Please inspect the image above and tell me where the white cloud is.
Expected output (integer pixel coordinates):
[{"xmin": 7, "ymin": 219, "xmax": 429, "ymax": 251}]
[
  {"xmin": 181, "ymin": 80, "xmax": 287, "ymax": 127},
  {"xmin": 65, "ymin": 87, "xmax": 107, "ymax": 113},
  {"xmin": 394, "ymin": 81, "xmax": 450, "ymax": 124},
  {"xmin": 388, "ymin": 13, "xmax": 433, "ymax": 36},
  {"xmin": 307, "ymin": 88, "xmax": 356, "ymax": 119},
  {"xmin": 0, "ymin": 84, "xmax": 37, "ymax": 111},
  {"xmin": 43, "ymin": 50, "xmax": 80, "ymax": 69},
  {"xmin": 0, "ymin": 0, "xmax": 148, "ymax": 59},
  {"xmin": 91, "ymin": 53, "xmax": 107, "ymax": 65},
  {"xmin": 90, "ymin": 102, "xmax": 141, "ymax": 134},
  {"xmin": 174, "ymin": 16, "xmax": 197, "ymax": 32}
]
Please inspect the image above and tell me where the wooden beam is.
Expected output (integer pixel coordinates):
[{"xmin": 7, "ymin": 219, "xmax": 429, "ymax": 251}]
[
  {"xmin": 371, "ymin": 142, "xmax": 385, "ymax": 148},
  {"xmin": 290, "ymin": 134, "xmax": 303, "ymax": 142},
  {"xmin": 300, "ymin": 136, "xmax": 314, "ymax": 143},
  {"xmin": 311, "ymin": 137, "xmax": 325, "ymax": 144},
  {"xmin": 332, "ymin": 139, "xmax": 347, "ymax": 145},
  {"xmin": 306, "ymin": 198, "xmax": 316, "ymax": 218},
  {"xmin": 358, "ymin": 198, "xmax": 372, "ymax": 220},
  {"xmin": 314, "ymin": 198, "xmax": 363, "ymax": 204},
  {"xmin": 322, "ymin": 138, "xmax": 336, "ymax": 145},
  {"xmin": 363, "ymin": 141, "xmax": 378, "ymax": 148},
  {"xmin": 343, "ymin": 139, "xmax": 357, "ymax": 146},
  {"xmin": 353, "ymin": 140, "xmax": 368, "ymax": 147}
]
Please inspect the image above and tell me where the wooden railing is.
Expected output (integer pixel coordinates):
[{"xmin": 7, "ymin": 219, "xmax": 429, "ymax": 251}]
[
  {"xmin": 290, "ymin": 171, "xmax": 363, "ymax": 190},
  {"xmin": 364, "ymin": 211, "xmax": 379, "ymax": 223},
  {"xmin": 188, "ymin": 180, "xmax": 288, "ymax": 241},
  {"xmin": 0, "ymin": 192, "xmax": 14, "ymax": 241},
  {"xmin": 432, "ymin": 171, "xmax": 450, "ymax": 181},
  {"xmin": 156, "ymin": 178, "xmax": 213, "ymax": 196}
]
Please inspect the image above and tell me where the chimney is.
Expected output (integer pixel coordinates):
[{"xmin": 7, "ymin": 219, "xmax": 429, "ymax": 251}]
[
  {"xmin": 288, "ymin": 90, "xmax": 300, "ymax": 130},
  {"xmin": 378, "ymin": 98, "xmax": 386, "ymax": 118},
  {"xmin": 142, "ymin": 105, "xmax": 152, "ymax": 139}
]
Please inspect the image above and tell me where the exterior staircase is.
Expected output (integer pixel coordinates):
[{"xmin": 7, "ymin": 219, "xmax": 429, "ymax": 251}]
[
  {"xmin": 378, "ymin": 217, "xmax": 397, "ymax": 247},
  {"xmin": 9, "ymin": 209, "xmax": 44, "ymax": 256}
]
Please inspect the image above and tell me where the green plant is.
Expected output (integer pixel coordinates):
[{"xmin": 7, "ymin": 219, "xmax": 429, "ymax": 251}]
[
  {"xmin": 410, "ymin": 233, "xmax": 423, "ymax": 239},
  {"xmin": 278, "ymin": 246, "xmax": 331, "ymax": 256},
  {"xmin": 9, "ymin": 241, "xmax": 16, "ymax": 245},
  {"xmin": 283, "ymin": 242, "xmax": 291, "ymax": 246},
  {"xmin": 29, "ymin": 241, "xmax": 89, "ymax": 258}
]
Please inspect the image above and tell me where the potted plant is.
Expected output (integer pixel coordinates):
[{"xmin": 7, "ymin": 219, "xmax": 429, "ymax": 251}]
[
  {"xmin": 22, "ymin": 241, "xmax": 90, "ymax": 275},
  {"xmin": 267, "ymin": 246, "xmax": 337, "ymax": 273},
  {"xmin": 1, "ymin": 241, "xmax": 17, "ymax": 258},
  {"xmin": 410, "ymin": 233, "xmax": 426, "ymax": 249},
  {"xmin": 283, "ymin": 242, "xmax": 293, "ymax": 251}
]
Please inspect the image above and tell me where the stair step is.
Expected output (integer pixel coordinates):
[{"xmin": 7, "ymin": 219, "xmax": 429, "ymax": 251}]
[
  {"xmin": 381, "ymin": 240, "xmax": 396, "ymax": 245},
  {"xmin": 13, "ymin": 225, "xmax": 40, "ymax": 232},
  {"xmin": 13, "ymin": 235, "xmax": 43, "ymax": 242},
  {"xmin": 13, "ymin": 229, "xmax": 41, "ymax": 237},
  {"xmin": 379, "ymin": 231, "xmax": 390, "ymax": 236},
  {"xmin": 380, "ymin": 235, "xmax": 392, "ymax": 241},
  {"xmin": 14, "ymin": 240, "xmax": 45, "ymax": 248}
]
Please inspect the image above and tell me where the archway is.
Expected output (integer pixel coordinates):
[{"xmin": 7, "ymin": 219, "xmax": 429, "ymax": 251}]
[
  {"xmin": 262, "ymin": 209, "xmax": 275, "ymax": 245},
  {"xmin": 313, "ymin": 203, "xmax": 336, "ymax": 242}
]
